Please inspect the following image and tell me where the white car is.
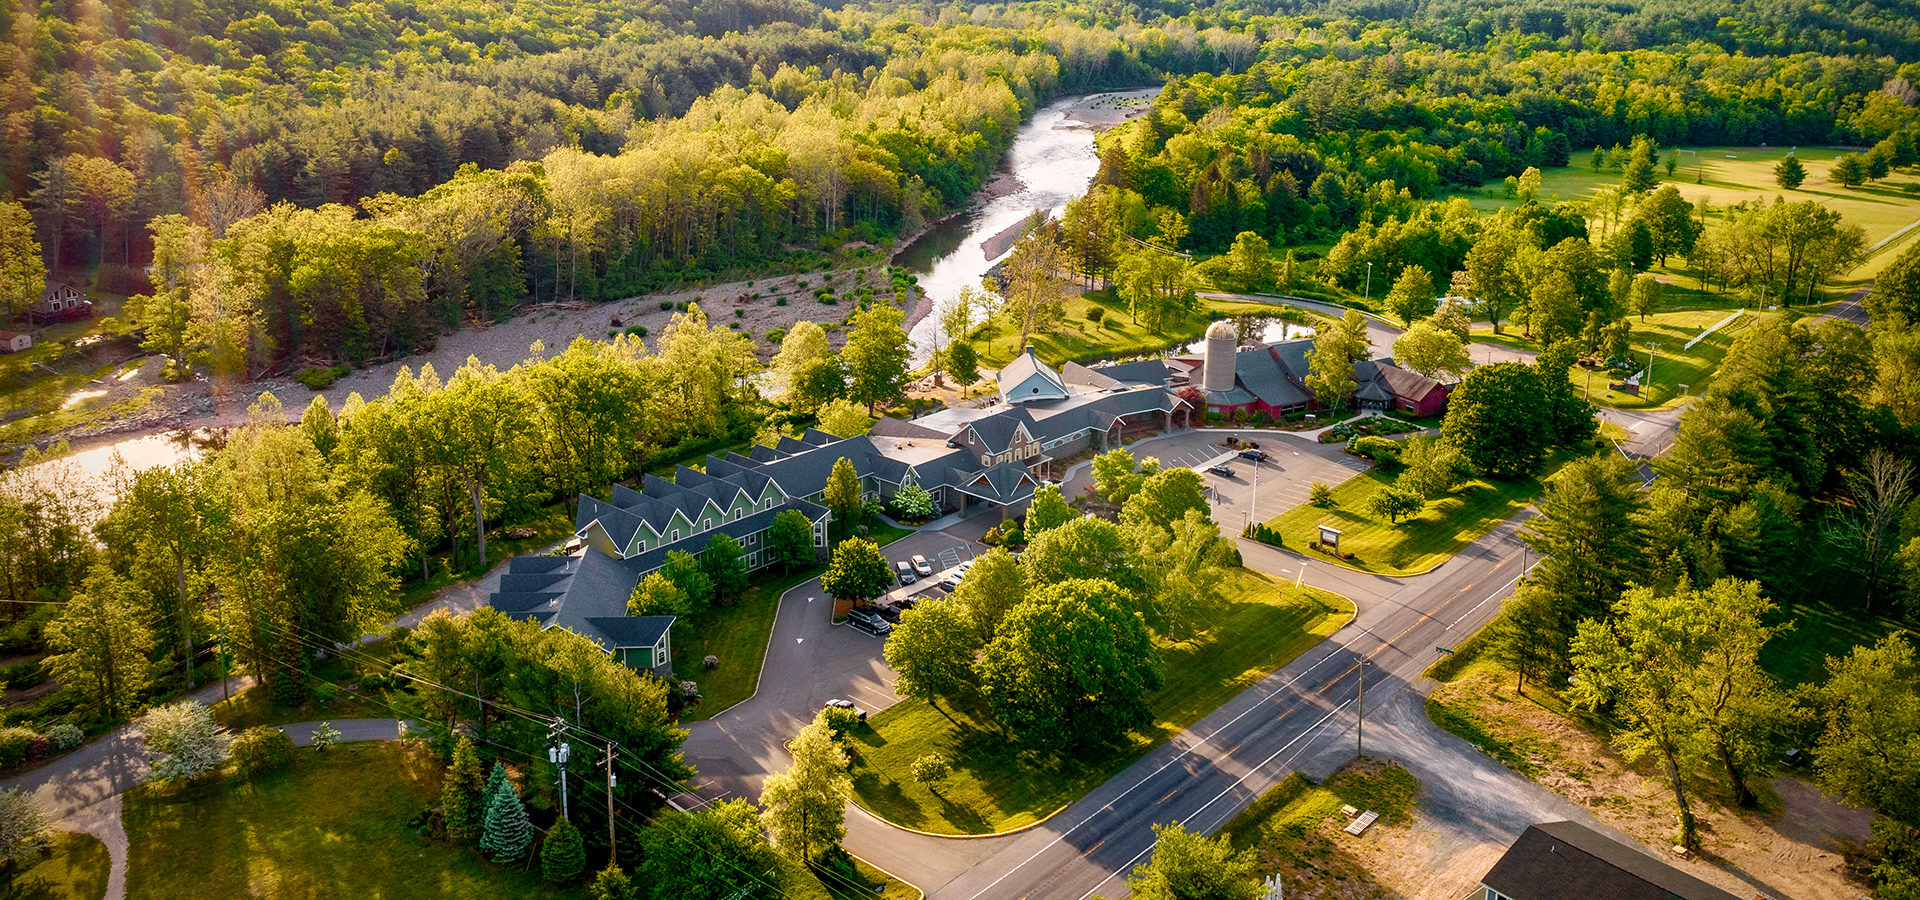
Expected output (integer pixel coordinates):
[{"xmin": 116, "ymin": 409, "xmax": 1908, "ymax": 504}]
[{"xmin": 911, "ymin": 555, "xmax": 934, "ymax": 577}]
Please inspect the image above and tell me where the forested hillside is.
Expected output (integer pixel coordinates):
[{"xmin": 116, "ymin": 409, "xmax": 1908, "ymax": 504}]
[{"xmin": 5, "ymin": 0, "xmax": 1920, "ymax": 371}]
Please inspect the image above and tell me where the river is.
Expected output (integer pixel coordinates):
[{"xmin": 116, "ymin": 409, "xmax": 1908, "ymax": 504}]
[{"xmin": 894, "ymin": 89, "xmax": 1157, "ymax": 364}]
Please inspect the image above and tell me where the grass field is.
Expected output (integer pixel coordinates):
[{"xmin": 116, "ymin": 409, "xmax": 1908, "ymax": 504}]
[
  {"xmin": 1473, "ymin": 307, "xmax": 1778, "ymax": 410},
  {"xmin": 1761, "ymin": 598, "xmax": 1920, "ymax": 688},
  {"xmin": 1451, "ymin": 147, "xmax": 1920, "ymax": 282},
  {"xmin": 1265, "ymin": 454, "xmax": 1571, "ymax": 577},
  {"xmin": 845, "ymin": 569, "xmax": 1350, "ymax": 834},
  {"xmin": 965, "ymin": 292, "xmax": 1296, "ymax": 370},
  {"xmin": 121, "ymin": 745, "xmax": 903, "ymax": 900},
  {"xmin": 0, "ymin": 832, "xmax": 109, "ymax": 900},
  {"xmin": 123, "ymin": 746, "xmax": 575, "ymax": 900}
]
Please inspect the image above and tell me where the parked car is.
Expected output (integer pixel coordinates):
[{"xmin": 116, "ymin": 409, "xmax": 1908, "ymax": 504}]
[
  {"xmin": 847, "ymin": 608, "xmax": 892, "ymax": 636},
  {"xmin": 1238, "ymin": 448, "xmax": 1268, "ymax": 461},
  {"xmin": 1209, "ymin": 463, "xmax": 1234, "ymax": 476},
  {"xmin": 939, "ymin": 572, "xmax": 965, "ymax": 591},
  {"xmin": 896, "ymin": 561, "xmax": 916, "ymax": 585},
  {"xmin": 911, "ymin": 554, "xmax": 934, "ymax": 577},
  {"xmin": 823, "ymin": 698, "xmax": 867, "ymax": 721}
]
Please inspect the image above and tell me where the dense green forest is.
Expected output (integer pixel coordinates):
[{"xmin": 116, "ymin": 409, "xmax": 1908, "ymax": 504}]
[{"xmin": 4, "ymin": 0, "xmax": 1920, "ymax": 371}]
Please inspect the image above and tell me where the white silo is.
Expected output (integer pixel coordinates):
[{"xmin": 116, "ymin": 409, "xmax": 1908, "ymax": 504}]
[{"xmin": 1203, "ymin": 320, "xmax": 1237, "ymax": 392}]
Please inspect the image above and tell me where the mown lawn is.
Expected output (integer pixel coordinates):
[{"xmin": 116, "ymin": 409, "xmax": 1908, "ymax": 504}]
[
  {"xmin": 1473, "ymin": 308, "xmax": 1779, "ymax": 411},
  {"xmin": 966, "ymin": 293, "xmax": 1285, "ymax": 370},
  {"xmin": 123, "ymin": 746, "xmax": 576, "ymax": 900},
  {"xmin": 0, "ymin": 831, "xmax": 109, "ymax": 900},
  {"xmin": 845, "ymin": 569, "xmax": 1350, "ymax": 834},
  {"xmin": 1266, "ymin": 456, "xmax": 1568, "ymax": 577},
  {"xmin": 120, "ymin": 745, "xmax": 901, "ymax": 900},
  {"xmin": 1761, "ymin": 598, "xmax": 1920, "ymax": 688}
]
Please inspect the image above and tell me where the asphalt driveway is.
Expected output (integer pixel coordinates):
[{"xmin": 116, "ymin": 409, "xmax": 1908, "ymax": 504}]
[{"xmin": 676, "ymin": 526, "xmax": 976, "ymax": 807}]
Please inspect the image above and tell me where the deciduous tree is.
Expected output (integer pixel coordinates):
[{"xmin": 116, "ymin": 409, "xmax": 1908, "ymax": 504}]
[
  {"xmin": 142, "ymin": 701, "xmax": 228, "ymax": 782},
  {"xmin": 1025, "ymin": 483, "xmax": 1076, "ymax": 535},
  {"xmin": 951, "ymin": 548, "xmax": 1023, "ymax": 642},
  {"xmin": 821, "ymin": 538, "xmax": 891, "ymax": 604},
  {"xmin": 1384, "ymin": 264, "xmax": 1437, "ymax": 323},
  {"xmin": 1392, "ymin": 321, "xmax": 1471, "ymax": 381},
  {"xmin": 842, "ymin": 302, "xmax": 910, "ymax": 414},
  {"xmin": 44, "ymin": 565, "xmax": 152, "ymax": 723},
  {"xmin": 759, "ymin": 721, "xmax": 850, "ymax": 861},
  {"xmin": 885, "ymin": 597, "xmax": 981, "ymax": 721},
  {"xmin": 700, "ymin": 534, "xmax": 751, "ymax": 604},
  {"xmin": 1123, "ymin": 822, "xmax": 1262, "ymax": 900},
  {"xmin": 824, "ymin": 457, "xmax": 864, "ymax": 542},
  {"xmin": 979, "ymin": 579, "xmax": 1161, "ymax": 752},
  {"xmin": 767, "ymin": 509, "xmax": 816, "ymax": 573},
  {"xmin": 637, "ymin": 800, "xmax": 781, "ymax": 900}
]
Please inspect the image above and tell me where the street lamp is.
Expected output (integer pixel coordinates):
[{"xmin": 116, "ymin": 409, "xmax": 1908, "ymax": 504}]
[
  {"xmin": 549, "ymin": 742, "xmax": 571, "ymax": 820},
  {"xmin": 1646, "ymin": 342, "xmax": 1659, "ymax": 396},
  {"xmin": 1364, "ymin": 262, "xmax": 1373, "ymax": 303}
]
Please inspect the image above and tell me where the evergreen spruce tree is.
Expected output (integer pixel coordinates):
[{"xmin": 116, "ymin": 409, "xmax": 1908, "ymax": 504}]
[
  {"xmin": 1774, "ymin": 155, "xmax": 1806, "ymax": 190},
  {"xmin": 480, "ymin": 764, "xmax": 533, "ymax": 864},
  {"xmin": 541, "ymin": 817, "xmax": 587, "ymax": 883},
  {"xmin": 442, "ymin": 736, "xmax": 486, "ymax": 842}
]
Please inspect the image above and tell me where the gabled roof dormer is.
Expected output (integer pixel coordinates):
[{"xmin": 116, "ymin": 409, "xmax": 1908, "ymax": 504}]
[{"xmin": 996, "ymin": 346, "xmax": 1069, "ymax": 405}]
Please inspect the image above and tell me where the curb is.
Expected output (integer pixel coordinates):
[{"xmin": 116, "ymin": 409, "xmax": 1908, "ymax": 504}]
[
  {"xmin": 847, "ymin": 848, "xmax": 928, "ymax": 900},
  {"xmin": 687, "ymin": 527, "xmax": 923, "ymax": 724},
  {"xmin": 850, "ymin": 796, "xmax": 1074, "ymax": 840}
]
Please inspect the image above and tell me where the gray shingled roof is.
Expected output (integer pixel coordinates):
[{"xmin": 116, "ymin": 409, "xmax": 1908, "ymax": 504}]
[
  {"xmin": 961, "ymin": 407, "xmax": 1036, "ymax": 454},
  {"xmin": 1480, "ymin": 822, "xmax": 1741, "ymax": 900},
  {"xmin": 869, "ymin": 417, "xmax": 948, "ymax": 440},
  {"xmin": 1090, "ymin": 359, "xmax": 1174, "ymax": 386},
  {"xmin": 1235, "ymin": 347, "xmax": 1312, "ymax": 408},
  {"xmin": 996, "ymin": 347, "xmax": 1069, "ymax": 403},
  {"xmin": 583, "ymin": 616, "xmax": 675, "ymax": 650},
  {"xmin": 955, "ymin": 462, "xmax": 1037, "ymax": 504},
  {"xmin": 1373, "ymin": 360, "xmax": 1445, "ymax": 400}
]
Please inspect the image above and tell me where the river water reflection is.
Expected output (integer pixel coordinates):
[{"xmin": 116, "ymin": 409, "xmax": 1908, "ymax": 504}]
[{"xmin": 895, "ymin": 90, "xmax": 1156, "ymax": 364}]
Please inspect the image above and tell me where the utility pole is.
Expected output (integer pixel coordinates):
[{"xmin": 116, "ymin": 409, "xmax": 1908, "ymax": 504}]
[
  {"xmin": 1646, "ymin": 341, "xmax": 1658, "ymax": 396},
  {"xmin": 1364, "ymin": 261, "xmax": 1373, "ymax": 303},
  {"xmin": 549, "ymin": 741, "xmax": 571, "ymax": 820},
  {"xmin": 603, "ymin": 741, "xmax": 618, "ymax": 868},
  {"xmin": 1356, "ymin": 660, "xmax": 1365, "ymax": 759}
]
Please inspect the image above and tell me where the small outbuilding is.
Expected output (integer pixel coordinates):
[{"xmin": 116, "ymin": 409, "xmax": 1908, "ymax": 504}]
[
  {"xmin": 1477, "ymin": 821, "xmax": 1742, "ymax": 900},
  {"xmin": 0, "ymin": 331, "xmax": 30, "ymax": 353}
]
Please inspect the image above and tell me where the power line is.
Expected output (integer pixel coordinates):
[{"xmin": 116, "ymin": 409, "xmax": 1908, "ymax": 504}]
[{"xmin": 240, "ymin": 618, "xmax": 822, "ymax": 898}]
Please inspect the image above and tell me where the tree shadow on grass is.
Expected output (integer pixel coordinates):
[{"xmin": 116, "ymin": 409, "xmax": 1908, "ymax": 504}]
[{"xmin": 0, "ymin": 833, "xmax": 109, "ymax": 900}]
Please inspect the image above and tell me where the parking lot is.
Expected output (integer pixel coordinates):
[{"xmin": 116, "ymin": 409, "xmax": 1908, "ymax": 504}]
[{"xmin": 1063, "ymin": 429, "xmax": 1372, "ymax": 529}]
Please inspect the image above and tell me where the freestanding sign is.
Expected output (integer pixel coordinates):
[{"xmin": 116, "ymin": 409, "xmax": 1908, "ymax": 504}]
[{"xmin": 1318, "ymin": 525, "xmax": 1342, "ymax": 554}]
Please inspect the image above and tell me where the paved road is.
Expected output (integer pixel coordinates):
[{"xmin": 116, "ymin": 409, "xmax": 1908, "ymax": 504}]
[
  {"xmin": 911, "ymin": 519, "xmax": 1533, "ymax": 900},
  {"xmin": 1817, "ymin": 285, "xmax": 1872, "ymax": 327}
]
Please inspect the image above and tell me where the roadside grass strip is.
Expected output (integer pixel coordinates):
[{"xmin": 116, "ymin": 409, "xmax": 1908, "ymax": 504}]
[{"xmin": 845, "ymin": 569, "xmax": 1350, "ymax": 835}]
